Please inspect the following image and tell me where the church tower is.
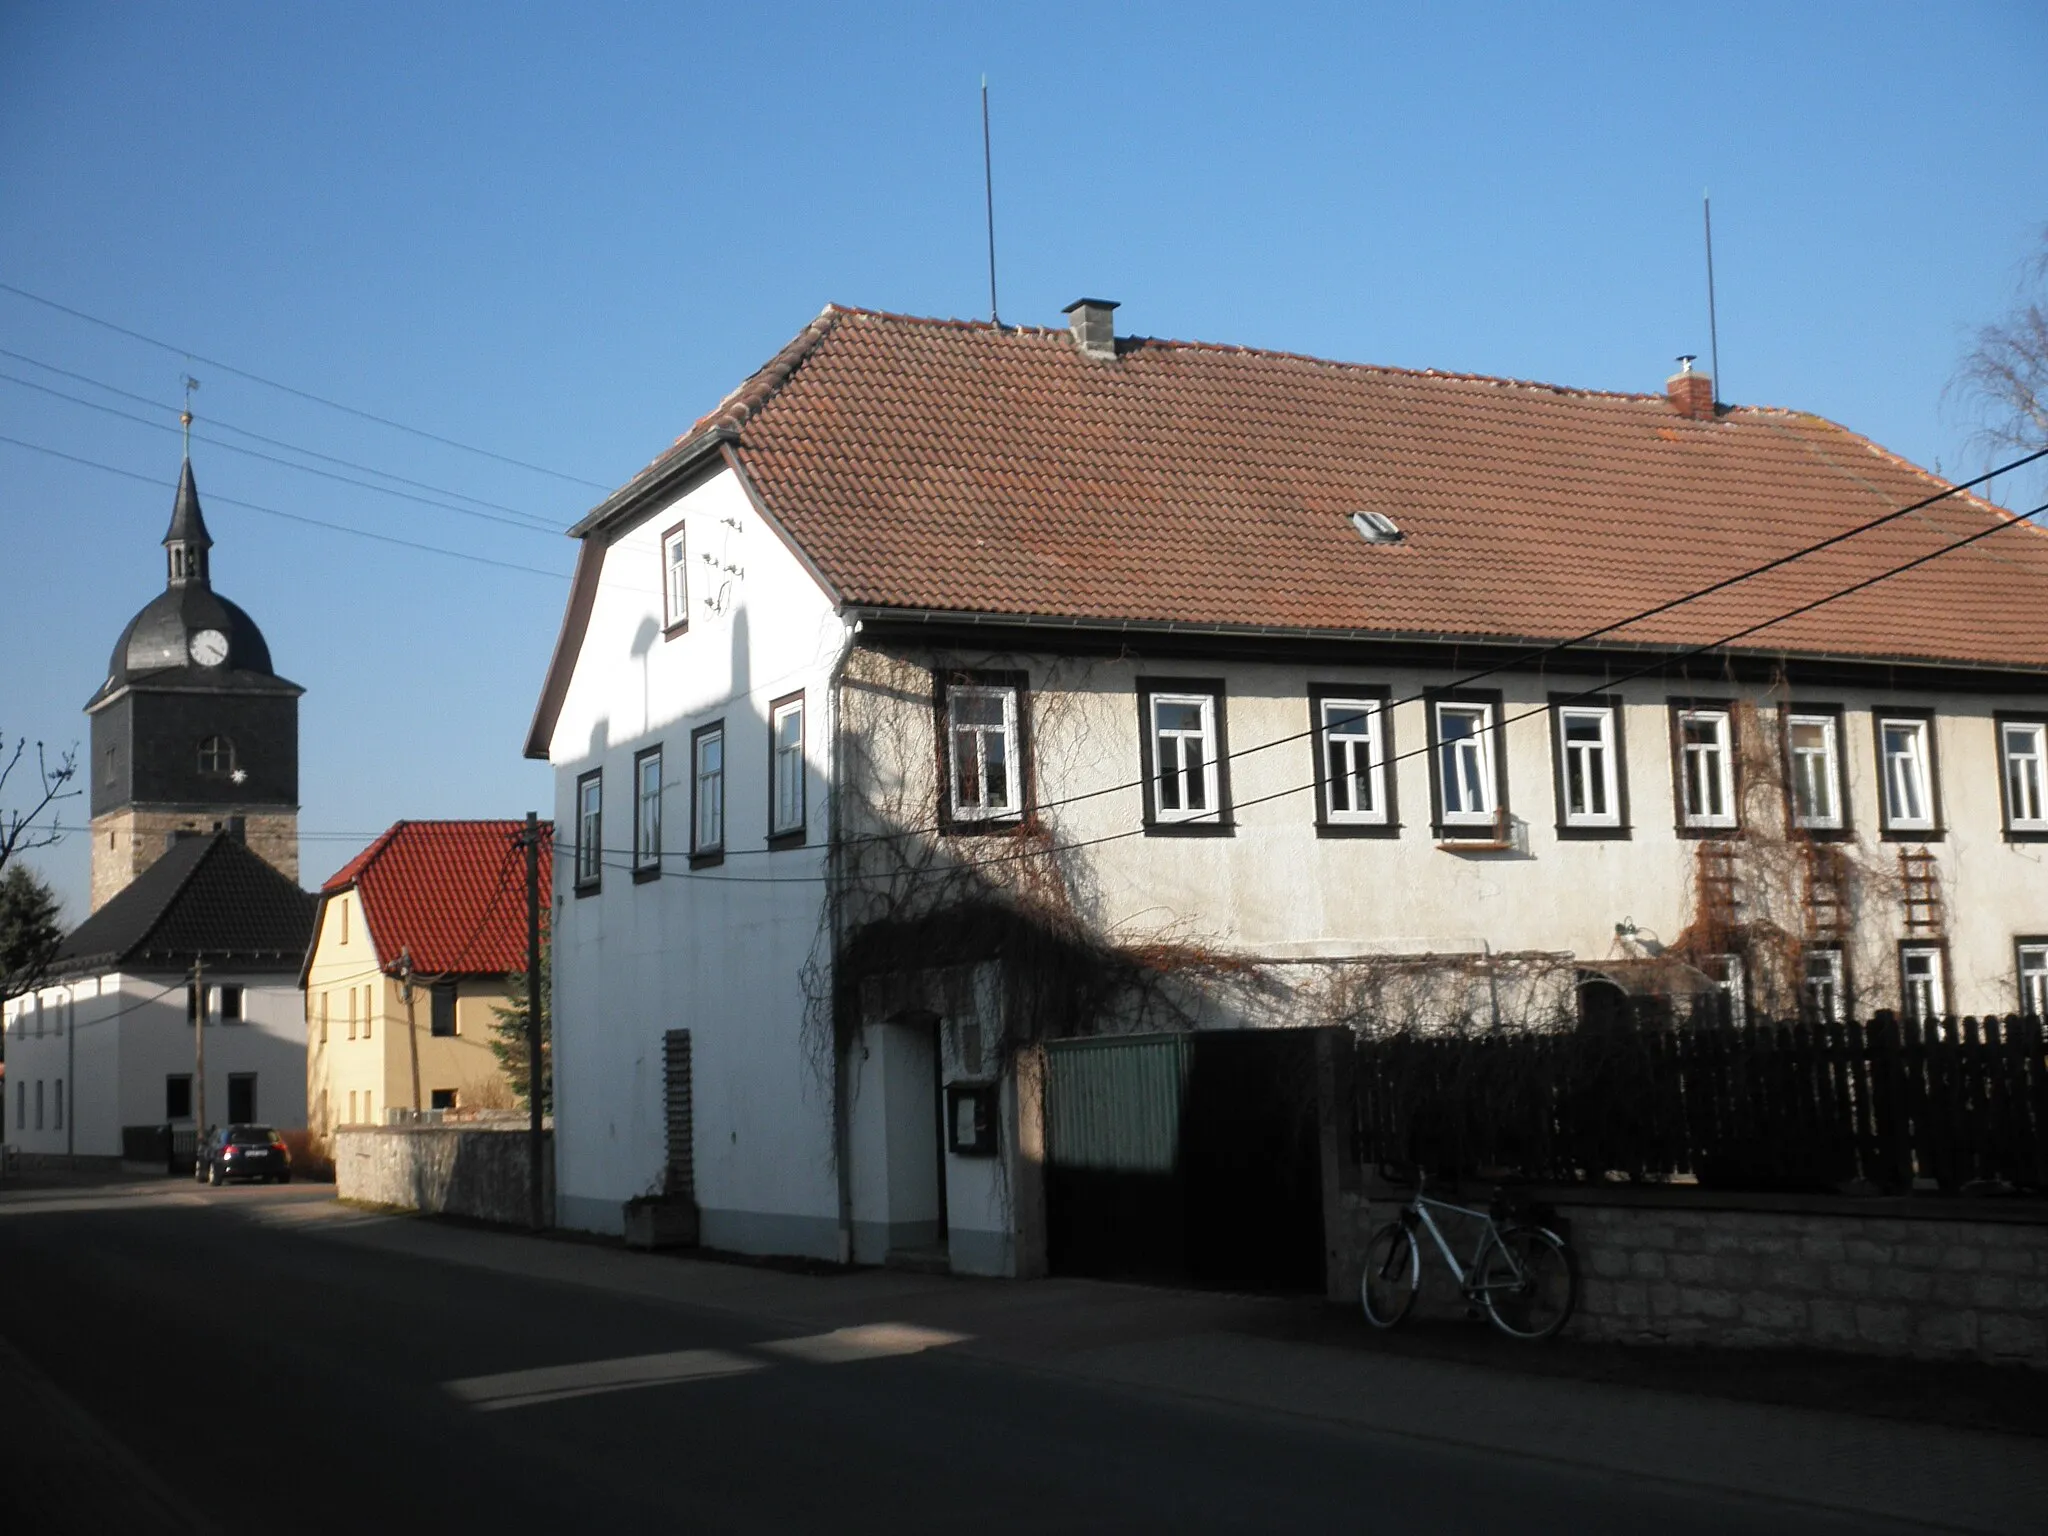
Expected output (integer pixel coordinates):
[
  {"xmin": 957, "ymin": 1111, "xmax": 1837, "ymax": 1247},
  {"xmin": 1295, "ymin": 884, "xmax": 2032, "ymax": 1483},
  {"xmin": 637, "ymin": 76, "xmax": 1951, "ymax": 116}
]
[{"xmin": 86, "ymin": 451, "xmax": 302, "ymax": 910}]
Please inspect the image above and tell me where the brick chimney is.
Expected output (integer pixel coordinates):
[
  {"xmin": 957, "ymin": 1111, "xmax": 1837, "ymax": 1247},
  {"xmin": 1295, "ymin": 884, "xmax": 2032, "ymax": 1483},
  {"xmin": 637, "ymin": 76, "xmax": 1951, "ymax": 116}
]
[
  {"xmin": 1062, "ymin": 298, "xmax": 1119, "ymax": 361},
  {"xmin": 1667, "ymin": 355, "xmax": 1716, "ymax": 421}
]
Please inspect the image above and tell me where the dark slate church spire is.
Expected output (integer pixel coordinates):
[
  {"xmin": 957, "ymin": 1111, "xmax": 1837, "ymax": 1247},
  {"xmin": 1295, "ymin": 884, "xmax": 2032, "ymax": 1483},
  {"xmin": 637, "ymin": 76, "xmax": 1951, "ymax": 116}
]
[{"xmin": 163, "ymin": 453, "xmax": 212, "ymax": 588}]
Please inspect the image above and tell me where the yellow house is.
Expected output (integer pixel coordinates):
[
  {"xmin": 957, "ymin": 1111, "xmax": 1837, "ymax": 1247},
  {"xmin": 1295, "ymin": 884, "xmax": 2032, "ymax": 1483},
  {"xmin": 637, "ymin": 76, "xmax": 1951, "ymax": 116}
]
[{"xmin": 301, "ymin": 820, "xmax": 551, "ymax": 1146}]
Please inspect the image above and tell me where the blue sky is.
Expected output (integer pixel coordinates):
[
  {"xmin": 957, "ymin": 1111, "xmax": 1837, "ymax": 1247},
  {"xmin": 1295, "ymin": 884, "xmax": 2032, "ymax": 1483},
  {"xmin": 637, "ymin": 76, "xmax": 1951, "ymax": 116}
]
[{"xmin": 3, "ymin": 3, "xmax": 2044, "ymax": 920}]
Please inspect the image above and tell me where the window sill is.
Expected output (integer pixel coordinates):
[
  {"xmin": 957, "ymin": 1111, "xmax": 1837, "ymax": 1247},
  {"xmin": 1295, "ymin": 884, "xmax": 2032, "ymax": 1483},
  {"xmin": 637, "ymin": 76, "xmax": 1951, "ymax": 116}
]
[
  {"xmin": 1879, "ymin": 828, "xmax": 1944, "ymax": 843},
  {"xmin": 1315, "ymin": 821, "xmax": 1400, "ymax": 840},
  {"xmin": 1554, "ymin": 824, "xmax": 1631, "ymax": 841},
  {"xmin": 2004, "ymin": 827, "xmax": 2048, "ymax": 844},
  {"xmin": 1675, "ymin": 822, "xmax": 1742, "ymax": 840},
  {"xmin": 663, "ymin": 620, "xmax": 689, "ymax": 641},
  {"xmin": 573, "ymin": 880, "xmax": 601, "ymax": 899},
  {"xmin": 689, "ymin": 849, "xmax": 725, "ymax": 869},
  {"xmin": 767, "ymin": 829, "xmax": 807, "ymax": 852},
  {"xmin": 939, "ymin": 814, "xmax": 1029, "ymax": 838},
  {"xmin": 1143, "ymin": 819, "xmax": 1234, "ymax": 838},
  {"xmin": 632, "ymin": 863, "xmax": 662, "ymax": 885},
  {"xmin": 1435, "ymin": 835, "xmax": 1514, "ymax": 852},
  {"xmin": 1793, "ymin": 825, "xmax": 1855, "ymax": 843}
]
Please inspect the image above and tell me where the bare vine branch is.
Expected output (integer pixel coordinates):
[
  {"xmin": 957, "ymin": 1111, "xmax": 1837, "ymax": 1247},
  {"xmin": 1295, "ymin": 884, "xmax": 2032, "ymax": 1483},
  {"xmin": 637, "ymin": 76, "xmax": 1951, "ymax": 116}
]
[{"xmin": 0, "ymin": 732, "xmax": 80, "ymax": 878}]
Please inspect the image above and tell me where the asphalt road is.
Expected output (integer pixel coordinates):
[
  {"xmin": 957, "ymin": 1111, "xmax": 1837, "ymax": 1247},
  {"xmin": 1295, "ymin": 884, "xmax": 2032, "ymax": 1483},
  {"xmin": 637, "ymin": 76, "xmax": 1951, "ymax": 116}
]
[{"xmin": 0, "ymin": 1184, "xmax": 1957, "ymax": 1534}]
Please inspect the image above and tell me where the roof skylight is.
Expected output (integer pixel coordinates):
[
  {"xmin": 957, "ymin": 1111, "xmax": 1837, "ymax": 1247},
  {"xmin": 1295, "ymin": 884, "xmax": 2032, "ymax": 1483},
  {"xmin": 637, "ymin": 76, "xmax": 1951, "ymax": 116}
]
[{"xmin": 1350, "ymin": 511, "xmax": 1405, "ymax": 544}]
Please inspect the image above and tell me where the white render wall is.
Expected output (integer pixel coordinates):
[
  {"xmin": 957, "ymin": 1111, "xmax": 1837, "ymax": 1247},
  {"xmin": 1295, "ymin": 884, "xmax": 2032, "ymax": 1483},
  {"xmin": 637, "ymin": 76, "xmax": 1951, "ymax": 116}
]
[
  {"xmin": 2, "ymin": 971, "xmax": 306, "ymax": 1156},
  {"xmin": 852, "ymin": 648, "xmax": 2048, "ymax": 1019},
  {"xmin": 545, "ymin": 465, "xmax": 848, "ymax": 1246}
]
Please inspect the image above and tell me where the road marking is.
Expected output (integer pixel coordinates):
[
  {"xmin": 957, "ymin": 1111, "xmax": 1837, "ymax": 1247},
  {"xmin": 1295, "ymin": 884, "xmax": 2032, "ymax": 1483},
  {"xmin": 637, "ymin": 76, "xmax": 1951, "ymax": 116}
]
[
  {"xmin": 445, "ymin": 1323, "xmax": 971, "ymax": 1411},
  {"xmin": 757, "ymin": 1323, "xmax": 970, "ymax": 1364},
  {"xmin": 447, "ymin": 1349, "xmax": 763, "ymax": 1411}
]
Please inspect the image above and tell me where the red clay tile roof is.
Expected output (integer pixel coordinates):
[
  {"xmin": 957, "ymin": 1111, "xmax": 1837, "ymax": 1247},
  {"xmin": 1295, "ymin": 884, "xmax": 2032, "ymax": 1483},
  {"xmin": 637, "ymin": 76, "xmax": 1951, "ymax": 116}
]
[
  {"xmin": 613, "ymin": 306, "xmax": 2048, "ymax": 672},
  {"xmin": 320, "ymin": 821, "xmax": 551, "ymax": 977}
]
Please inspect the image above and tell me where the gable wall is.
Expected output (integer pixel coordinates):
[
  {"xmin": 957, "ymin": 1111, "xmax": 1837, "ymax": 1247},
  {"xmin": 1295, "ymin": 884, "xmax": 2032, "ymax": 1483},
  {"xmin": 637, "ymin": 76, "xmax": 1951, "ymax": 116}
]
[{"xmin": 545, "ymin": 465, "xmax": 848, "ymax": 1244}]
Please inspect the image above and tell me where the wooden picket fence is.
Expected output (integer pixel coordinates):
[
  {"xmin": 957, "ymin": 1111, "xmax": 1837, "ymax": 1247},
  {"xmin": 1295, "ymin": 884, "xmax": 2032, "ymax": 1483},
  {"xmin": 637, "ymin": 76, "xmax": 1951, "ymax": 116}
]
[{"xmin": 1347, "ymin": 1012, "xmax": 2048, "ymax": 1194}]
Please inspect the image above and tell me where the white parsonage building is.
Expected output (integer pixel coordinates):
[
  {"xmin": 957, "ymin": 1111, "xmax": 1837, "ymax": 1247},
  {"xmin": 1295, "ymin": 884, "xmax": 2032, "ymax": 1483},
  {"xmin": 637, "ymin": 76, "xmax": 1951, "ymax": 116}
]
[
  {"xmin": 526, "ymin": 300, "xmax": 2048, "ymax": 1281},
  {"xmin": 4, "ymin": 832, "xmax": 313, "ymax": 1158}
]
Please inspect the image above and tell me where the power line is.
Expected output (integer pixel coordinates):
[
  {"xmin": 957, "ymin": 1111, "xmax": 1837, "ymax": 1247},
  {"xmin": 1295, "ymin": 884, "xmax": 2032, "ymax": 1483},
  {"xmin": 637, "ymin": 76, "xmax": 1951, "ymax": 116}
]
[
  {"xmin": 0, "ymin": 370, "xmax": 566, "ymax": 538},
  {"xmin": 0, "ymin": 433, "xmax": 571, "ymax": 580},
  {"xmin": 0, "ymin": 280, "xmax": 611, "ymax": 491},
  {"xmin": 0, "ymin": 347, "xmax": 562, "ymax": 528}
]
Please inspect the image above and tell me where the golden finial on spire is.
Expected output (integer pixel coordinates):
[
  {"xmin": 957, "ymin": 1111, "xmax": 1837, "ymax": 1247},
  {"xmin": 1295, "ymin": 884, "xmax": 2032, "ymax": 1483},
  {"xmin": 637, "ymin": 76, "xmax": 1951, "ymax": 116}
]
[{"xmin": 180, "ymin": 373, "xmax": 200, "ymax": 455}]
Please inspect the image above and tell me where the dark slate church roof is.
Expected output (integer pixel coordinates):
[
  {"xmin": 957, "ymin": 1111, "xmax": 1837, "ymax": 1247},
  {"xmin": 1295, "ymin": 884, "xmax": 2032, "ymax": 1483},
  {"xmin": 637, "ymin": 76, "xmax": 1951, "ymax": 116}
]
[
  {"xmin": 88, "ymin": 459, "xmax": 299, "ymax": 709},
  {"xmin": 52, "ymin": 833, "xmax": 315, "ymax": 978}
]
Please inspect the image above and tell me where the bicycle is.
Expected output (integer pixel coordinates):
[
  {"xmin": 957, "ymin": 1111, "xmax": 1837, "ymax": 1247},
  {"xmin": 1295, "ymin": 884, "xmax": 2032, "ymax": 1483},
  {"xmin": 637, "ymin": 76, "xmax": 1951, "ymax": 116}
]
[{"xmin": 1358, "ymin": 1170, "xmax": 1579, "ymax": 1340}]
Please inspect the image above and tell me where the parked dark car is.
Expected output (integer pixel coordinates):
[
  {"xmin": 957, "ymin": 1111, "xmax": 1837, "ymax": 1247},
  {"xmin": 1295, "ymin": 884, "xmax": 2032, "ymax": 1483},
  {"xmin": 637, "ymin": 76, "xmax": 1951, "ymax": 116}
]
[{"xmin": 196, "ymin": 1124, "xmax": 292, "ymax": 1185}]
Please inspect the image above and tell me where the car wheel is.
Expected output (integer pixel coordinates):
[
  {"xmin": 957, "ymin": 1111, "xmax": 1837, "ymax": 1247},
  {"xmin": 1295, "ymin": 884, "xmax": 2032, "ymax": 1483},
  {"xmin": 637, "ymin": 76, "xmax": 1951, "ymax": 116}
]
[{"xmin": 208, "ymin": 1163, "xmax": 224, "ymax": 1187}]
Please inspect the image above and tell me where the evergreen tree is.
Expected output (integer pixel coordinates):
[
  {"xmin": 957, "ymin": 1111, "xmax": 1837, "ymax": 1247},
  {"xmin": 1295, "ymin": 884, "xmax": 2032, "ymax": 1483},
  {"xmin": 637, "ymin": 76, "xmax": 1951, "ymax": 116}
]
[
  {"xmin": 0, "ymin": 863, "xmax": 63, "ymax": 1002},
  {"xmin": 487, "ymin": 939, "xmax": 550, "ymax": 1114}
]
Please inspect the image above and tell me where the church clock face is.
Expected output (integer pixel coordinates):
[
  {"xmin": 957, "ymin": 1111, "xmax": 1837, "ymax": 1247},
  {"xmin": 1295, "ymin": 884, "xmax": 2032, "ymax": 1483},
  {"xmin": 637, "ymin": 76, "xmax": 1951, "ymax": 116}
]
[{"xmin": 189, "ymin": 629, "xmax": 229, "ymax": 667}]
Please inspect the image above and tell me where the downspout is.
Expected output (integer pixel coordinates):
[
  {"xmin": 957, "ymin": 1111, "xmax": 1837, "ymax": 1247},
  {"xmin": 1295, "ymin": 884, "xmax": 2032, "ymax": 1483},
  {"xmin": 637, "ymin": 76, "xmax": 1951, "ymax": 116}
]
[{"xmin": 828, "ymin": 617, "xmax": 862, "ymax": 1264}]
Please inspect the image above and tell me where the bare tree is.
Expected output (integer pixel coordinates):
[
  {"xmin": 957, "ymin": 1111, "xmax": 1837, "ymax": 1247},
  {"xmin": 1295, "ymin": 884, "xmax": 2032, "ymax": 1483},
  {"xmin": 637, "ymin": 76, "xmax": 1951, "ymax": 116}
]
[
  {"xmin": 1953, "ymin": 227, "xmax": 2048, "ymax": 455},
  {"xmin": 0, "ymin": 732, "xmax": 79, "ymax": 880}
]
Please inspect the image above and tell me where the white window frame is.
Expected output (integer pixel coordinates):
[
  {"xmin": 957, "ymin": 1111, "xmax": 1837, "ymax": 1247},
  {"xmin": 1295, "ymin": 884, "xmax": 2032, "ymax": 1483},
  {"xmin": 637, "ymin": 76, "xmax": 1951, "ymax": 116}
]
[
  {"xmin": 1803, "ymin": 948, "xmax": 1846, "ymax": 1023},
  {"xmin": 1876, "ymin": 714, "xmax": 1935, "ymax": 833},
  {"xmin": 770, "ymin": 695, "xmax": 806, "ymax": 839},
  {"xmin": 1556, "ymin": 703, "xmax": 1622, "ymax": 829},
  {"xmin": 575, "ymin": 770, "xmax": 602, "ymax": 888},
  {"xmin": 1434, "ymin": 700, "xmax": 1499, "ymax": 829},
  {"xmin": 1148, "ymin": 692, "xmax": 1221, "ymax": 824},
  {"xmin": 2001, "ymin": 720, "xmax": 2048, "ymax": 834},
  {"xmin": 634, "ymin": 747, "xmax": 663, "ymax": 873},
  {"xmin": 661, "ymin": 523, "xmax": 688, "ymax": 631},
  {"xmin": 2017, "ymin": 941, "xmax": 2048, "ymax": 1020},
  {"xmin": 1319, "ymin": 697, "xmax": 1388, "ymax": 826},
  {"xmin": 1674, "ymin": 707, "xmax": 1737, "ymax": 830},
  {"xmin": 692, "ymin": 724, "xmax": 725, "ymax": 856},
  {"xmin": 947, "ymin": 683, "xmax": 1023, "ymax": 822},
  {"xmin": 1786, "ymin": 711, "xmax": 1844, "ymax": 831},
  {"xmin": 1899, "ymin": 943, "xmax": 1946, "ymax": 1023}
]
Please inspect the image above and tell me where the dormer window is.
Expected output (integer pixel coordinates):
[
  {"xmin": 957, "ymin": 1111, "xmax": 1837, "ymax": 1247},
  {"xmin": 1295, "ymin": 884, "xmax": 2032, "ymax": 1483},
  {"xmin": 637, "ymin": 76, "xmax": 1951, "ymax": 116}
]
[
  {"xmin": 197, "ymin": 735, "xmax": 236, "ymax": 778},
  {"xmin": 1350, "ymin": 511, "xmax": 1404, "ymax": 544}
]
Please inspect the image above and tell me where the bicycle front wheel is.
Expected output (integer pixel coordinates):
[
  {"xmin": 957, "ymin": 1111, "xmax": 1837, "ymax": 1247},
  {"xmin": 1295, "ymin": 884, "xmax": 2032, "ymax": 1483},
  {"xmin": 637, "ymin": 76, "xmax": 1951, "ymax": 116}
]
[
  {"xmin": 1478, "ymin": 1226, "xmax": 1577, "ymax": 1340},
  {"xmin": 1359, "ymin": 1221, "xmax": 1420, "ymax": 1329}
]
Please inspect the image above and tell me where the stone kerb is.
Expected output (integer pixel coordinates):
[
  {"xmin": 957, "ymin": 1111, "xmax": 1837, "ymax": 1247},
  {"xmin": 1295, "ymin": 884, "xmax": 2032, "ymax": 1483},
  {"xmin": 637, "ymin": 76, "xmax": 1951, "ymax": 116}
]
[{"xmin": 335, "ymin": 1125, "xmax": 552, "ymax": 1228}]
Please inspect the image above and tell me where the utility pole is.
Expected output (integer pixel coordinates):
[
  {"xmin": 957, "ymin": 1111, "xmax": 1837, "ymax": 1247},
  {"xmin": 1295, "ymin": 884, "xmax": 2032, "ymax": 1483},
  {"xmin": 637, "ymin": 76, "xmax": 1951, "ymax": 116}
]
[
  {"xmin": 400, "ymin": 946, "xmax": 422, "ymax": 1117},
  {"xmin": 191, "ymin": 956, "xmax": 207, "ymax": 1164},
  {"xmin": 523, "ymin": 813, "xmax": 544, "ymax": 1230}
]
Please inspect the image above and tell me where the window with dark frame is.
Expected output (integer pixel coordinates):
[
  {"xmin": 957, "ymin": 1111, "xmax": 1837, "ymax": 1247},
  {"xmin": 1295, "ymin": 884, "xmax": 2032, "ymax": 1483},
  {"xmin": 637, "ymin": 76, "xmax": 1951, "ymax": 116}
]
[
  {"xmin": 1785, "ymin": 707, "xmax": 1847, "ymax": 833},
  {"xmin": 769, "ymin": 694, "xmax": 806, "ymax": 841},
  {"xmin": 1550, "ymin": 695, "xmax": 1626, "ymax": 835},
  {"xmin": 1899, "ymin": 942, "xmax": 1947, "ymax": 1022},
  {"xmin": 633, "ymin": 747, "xmax": 663, "ymax": 875},
  {"xmin": 218, "ymin": 984, "xmax": 243, "ymax": 1024},
  {"xmin": 575, "ymin": 770, "xmax": 602, "ymax": 891},
  {"xmin": 2016, "ymin": 939, "xmax": 2048, "ymax": 1019},
  {"xmin": 945, "ymin": 680, "xmax": 1024, "ymax": 823},
  {"xmin": 1427, "ymin": 691, "xmax": 1507, "ymax": 837},
  {"xmin": 691, "ymin": 722, "xmax": 725, "ymax": 861},
  {"xmin": 1998, "ymin": 716, "xmax": 2048, "ymax": 837},
  {"xmin": 1874, "ymin": 710, "xmax": 1939, "ymax": 836},
  {"xmin": 661, "ymin": 522, "xmax": 689, "ymax": 632},
  {"xmin": 1310, "ymin": 686, "xmax": 1394, "ymax": 833},
  {"xmin": 430, "ymin": 980, "xmax": 457, "ymax": 1037},
  {"xmin": 1802, "ymin": 947, "xmax": 1847, "ymax": 1023},
  {"xmin": 1669, "ymin": 702, "xmax": 1736, "ymax": 832},
  {"xmin": 1137, "ymin": 679, "xmax": 1229, "ymax": 832},
  {"xmin": 166, "ymin": 1074, "xmax": 193, "ymax": 1121}
]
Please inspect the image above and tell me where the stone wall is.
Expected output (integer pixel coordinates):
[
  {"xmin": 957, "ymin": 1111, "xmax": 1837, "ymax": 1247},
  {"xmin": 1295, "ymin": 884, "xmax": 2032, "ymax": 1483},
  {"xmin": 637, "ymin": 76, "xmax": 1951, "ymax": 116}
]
[
  {"xmin": 1325, "ymin": 1184, "xmax": 2048, "ymax": 1367},
  {"xmin": 335, "ymin": 1125, "xmax": 552, "ymax": 1227}
]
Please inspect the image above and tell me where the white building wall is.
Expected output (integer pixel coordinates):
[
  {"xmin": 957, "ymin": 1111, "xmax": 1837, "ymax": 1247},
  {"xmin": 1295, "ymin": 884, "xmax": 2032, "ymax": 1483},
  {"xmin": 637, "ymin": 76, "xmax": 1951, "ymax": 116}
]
[
  {"xmin": 3, "ymin": 971, "xmax": 305, "ymax": 1156},
  {"xmin": 546, "ymin": 466, "xmax": 848, "ymax": 1246},
  {"xmin": 854, "ymin": 649, "xmax": 2048, "ymax": 1019}
]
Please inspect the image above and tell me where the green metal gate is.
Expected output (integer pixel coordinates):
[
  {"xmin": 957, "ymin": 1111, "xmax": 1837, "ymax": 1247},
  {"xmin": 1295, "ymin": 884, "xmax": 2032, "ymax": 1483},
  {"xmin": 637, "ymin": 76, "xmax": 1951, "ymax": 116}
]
[{"xmin": 1044, "ymin": 1030, "xmax": 1324, "ymax": 1290}]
